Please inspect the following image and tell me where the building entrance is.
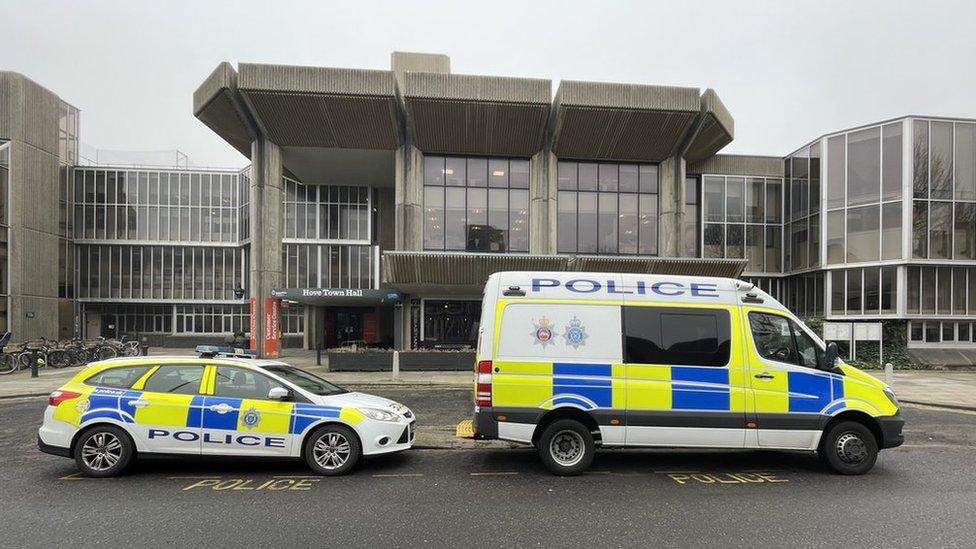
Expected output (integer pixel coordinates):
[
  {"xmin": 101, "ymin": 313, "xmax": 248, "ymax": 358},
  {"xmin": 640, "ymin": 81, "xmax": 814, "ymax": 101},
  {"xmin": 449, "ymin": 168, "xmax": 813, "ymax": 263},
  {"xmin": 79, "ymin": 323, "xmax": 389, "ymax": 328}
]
[{"xmin": 324, "ymin": 307, "xmax": 378, "ymax": 348}]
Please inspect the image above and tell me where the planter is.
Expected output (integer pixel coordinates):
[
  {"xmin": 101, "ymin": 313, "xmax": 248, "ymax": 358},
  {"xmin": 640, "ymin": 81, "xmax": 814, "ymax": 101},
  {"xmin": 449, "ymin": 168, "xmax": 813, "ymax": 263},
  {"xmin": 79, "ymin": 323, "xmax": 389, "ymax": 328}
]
[
  {"xmin": 327, "ymin": 351, "xmax": 393, "ymax": 372},
  {"xmin": 399, "ymin": 351, "xmax": 475, "ymax": 371}
]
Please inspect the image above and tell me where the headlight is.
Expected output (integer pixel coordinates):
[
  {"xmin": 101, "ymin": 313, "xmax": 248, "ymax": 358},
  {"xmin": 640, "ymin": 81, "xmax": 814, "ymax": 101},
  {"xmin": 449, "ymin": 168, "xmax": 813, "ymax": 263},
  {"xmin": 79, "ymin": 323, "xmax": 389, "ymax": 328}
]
[
  {"xmin": 359, "ymin": 407, "xmax": 400, "ymax": 422},
  {"xmin": 883, "ymin": 386, "xmax": 900, "ymax": 409}
]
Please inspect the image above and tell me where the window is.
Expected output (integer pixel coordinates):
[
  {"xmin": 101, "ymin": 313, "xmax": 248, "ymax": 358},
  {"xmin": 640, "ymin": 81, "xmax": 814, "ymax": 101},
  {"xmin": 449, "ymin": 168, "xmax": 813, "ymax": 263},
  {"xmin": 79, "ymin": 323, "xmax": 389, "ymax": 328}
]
[
  {"xmin": 847, "ymin": 127, "xmax": 881, "ymax": 206},
  {"xmin": 85, "ymin": 366, "xmax": 152, "ymax": 389},
  {"xmin": 623, "ymin": 307, "xmax": 731, "ymax": 367},
  {"xmin": 423, "ymin": 300, "xmax": 481, "ymax": 346},
  {"xmin": 143, "ymin": 365, "xmax": 205, "ymax": 395},
  {"xmin": 213, "ymin": 366, "xmax": 284, "ymax": 400},
  {"xmin": 748, "ymin": 312, "xmax": 823, "ymax": 369},
  {"xmin": 557, "ymin": 161, "xmax": 657, "ymax": 255},
  {"xmin": 425, "ymin": 156, "xmax": 529, "ymax": 253},
  {"xmin": 263, "ymin": 365, "xmax": 346, "ymax": 396}
]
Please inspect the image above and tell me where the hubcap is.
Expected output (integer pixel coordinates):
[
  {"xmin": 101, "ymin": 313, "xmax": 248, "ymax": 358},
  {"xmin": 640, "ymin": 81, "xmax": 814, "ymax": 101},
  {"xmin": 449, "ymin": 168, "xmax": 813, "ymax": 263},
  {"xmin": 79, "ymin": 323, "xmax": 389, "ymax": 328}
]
[
  {"xmin": 549, "ymin": 429, "xmax": 585, "ymax": 467},
  {"xmin": 835, "ymin": 432, "xmax": 867, "ymax": 464},
  {"xmin": 313, "ymin": 432, "xmax": 351, "ymax": 470},
  {"xmin": 81, "ymin": 432, "xmax": 122, "ymax": 471}
]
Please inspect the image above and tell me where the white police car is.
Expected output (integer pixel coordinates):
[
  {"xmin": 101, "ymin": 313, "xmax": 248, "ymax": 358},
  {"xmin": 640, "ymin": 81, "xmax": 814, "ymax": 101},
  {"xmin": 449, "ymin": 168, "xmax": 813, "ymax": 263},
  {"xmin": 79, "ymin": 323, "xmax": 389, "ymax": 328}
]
[{"xmin": 38, "ymin": 356, "xmax": 415, "ymax": 477}]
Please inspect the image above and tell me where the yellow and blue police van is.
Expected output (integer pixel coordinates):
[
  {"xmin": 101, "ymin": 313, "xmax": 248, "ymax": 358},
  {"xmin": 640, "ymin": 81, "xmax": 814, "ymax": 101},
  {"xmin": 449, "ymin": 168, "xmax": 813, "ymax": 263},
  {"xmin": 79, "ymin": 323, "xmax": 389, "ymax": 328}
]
[
  {"xmin": 471, "ymin": 271, "xmax": 904, "ymax": 476},
  {"xmin": 38, "ymin": 355, "xmax": 415, "ymax": 477}
]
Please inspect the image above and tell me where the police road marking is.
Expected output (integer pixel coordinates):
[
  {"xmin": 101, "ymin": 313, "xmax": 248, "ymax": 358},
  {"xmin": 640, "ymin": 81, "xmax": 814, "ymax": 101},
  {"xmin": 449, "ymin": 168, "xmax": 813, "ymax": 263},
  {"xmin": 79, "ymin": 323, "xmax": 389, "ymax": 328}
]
[
  {"xmin": 660, "ymin": 471, "xmax": 789, "ymax": 485},
  {"xmin": 181, "ymin": 477, "xmax": 320, "ymax": 491}
]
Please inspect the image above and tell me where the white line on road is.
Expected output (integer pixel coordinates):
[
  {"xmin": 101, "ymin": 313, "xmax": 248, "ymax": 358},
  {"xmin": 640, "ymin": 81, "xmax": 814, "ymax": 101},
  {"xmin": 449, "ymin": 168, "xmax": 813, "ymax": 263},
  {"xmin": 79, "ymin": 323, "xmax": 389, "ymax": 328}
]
[
  {"xmin": 372, "ymin": 473, "xmax": 425, "ymax": 478},
  {"xmin": 470, "ymin": 471, "xmax": 519, "ymax": 476}
]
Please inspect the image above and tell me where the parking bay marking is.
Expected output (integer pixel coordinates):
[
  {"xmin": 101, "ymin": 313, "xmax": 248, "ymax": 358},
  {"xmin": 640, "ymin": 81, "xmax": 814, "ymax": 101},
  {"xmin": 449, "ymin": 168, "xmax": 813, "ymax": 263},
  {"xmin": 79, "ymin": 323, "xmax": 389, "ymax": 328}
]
[{"xmin": 659, "ymin": 471, "xmax": 789, "ymax": 485}]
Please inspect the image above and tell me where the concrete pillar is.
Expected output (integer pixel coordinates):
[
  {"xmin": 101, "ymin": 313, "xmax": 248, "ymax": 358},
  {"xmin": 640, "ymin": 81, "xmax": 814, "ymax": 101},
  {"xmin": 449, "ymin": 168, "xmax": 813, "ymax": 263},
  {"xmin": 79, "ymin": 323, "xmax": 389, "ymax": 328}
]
[
  {"xmin": 303, "ymin": 305, "xmax": 323, "ymax": 350},
  {"xmin": 395, "ymin": 145, "xmax": 423, "ymax": 251},
  {"xmin": 529, "ymin": 150, "xmax": 556, "ymax": 254},
  {"xmin": 249, "ymin": 138, "xmax": 283, "ymax": 357},
  {"xmin": 393, "ymin": 302, "xmax": 404, "ymax": 350},
  {"xmin": 658, "ymin": 156, "xmax": 687, "ymax": 258}
]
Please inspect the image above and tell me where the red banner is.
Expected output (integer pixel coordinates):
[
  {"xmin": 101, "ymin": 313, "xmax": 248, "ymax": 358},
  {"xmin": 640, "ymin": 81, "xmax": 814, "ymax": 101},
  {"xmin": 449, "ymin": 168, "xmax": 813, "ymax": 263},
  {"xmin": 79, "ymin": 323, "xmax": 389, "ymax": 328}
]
[
  {"xmin": 264, "ymin": 297, "xmax": 280, "ymax": 358},
  {"xmin": 248, "ymin": 298, "xmax": 257, "ymax": 350}
]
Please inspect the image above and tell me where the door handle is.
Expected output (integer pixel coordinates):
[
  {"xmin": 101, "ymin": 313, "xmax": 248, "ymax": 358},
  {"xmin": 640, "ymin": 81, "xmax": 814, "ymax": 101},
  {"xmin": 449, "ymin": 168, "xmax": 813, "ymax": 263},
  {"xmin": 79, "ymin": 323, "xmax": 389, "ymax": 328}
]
[
  {"xmin": 208, "ymin": 403, "xmax": 234, "ymax": 414},
  {"xmin": 128, "ymin": 399, "xmax": 149, "ymax": 408},
  {"xmin": 754, "ymin": 372, "xmax": 775, "ymax": 380}
]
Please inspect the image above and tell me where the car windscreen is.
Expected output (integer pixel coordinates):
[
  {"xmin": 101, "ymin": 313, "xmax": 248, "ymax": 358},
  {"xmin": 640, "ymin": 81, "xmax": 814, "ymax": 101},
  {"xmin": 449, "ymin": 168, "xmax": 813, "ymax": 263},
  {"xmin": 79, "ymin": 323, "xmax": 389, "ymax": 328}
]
[{"xmin": 261, "ymin": 365, "xmax": 347, "ymax": 396}]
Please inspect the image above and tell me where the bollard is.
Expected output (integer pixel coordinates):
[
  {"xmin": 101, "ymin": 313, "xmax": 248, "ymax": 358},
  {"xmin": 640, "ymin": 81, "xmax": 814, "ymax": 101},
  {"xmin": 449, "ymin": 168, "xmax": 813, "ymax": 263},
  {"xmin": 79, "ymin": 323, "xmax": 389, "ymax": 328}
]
[
  {"xmin": 30, "ymin": 350, "xmax": 39, "ymax": 378},
  {"xmin": 142, "ymin": 344, "xmax": 149, "ymax": 356},
  {"xmin": 392, "ymin": 350, "xmax": 400, "ymax": 381},
  {"xmin": 884, "ymin": 362, "xmax": 893, "ymax": 388},
  {"xmin": 316, "ymin": 342, "xmax": 322, "ymax": 366}
]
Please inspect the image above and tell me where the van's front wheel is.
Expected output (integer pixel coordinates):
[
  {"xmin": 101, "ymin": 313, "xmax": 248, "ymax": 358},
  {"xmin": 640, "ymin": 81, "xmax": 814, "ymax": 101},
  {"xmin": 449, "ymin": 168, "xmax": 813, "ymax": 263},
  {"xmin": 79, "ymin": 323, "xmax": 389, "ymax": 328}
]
[
  {"xmin": 819, "ymin": 421, "xmax": 878, "ymax": 475},
  {"xmin": 537, "ymin": 419, "xmax": 594, "ymax": 476}
]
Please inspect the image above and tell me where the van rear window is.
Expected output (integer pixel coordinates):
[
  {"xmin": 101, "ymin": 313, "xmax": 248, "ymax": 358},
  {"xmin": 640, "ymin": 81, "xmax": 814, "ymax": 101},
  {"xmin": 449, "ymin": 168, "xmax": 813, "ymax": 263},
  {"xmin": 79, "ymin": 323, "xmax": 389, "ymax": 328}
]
[{"xmin": 623, "ymin": 307, "xmax": 730, "ymax": 367}]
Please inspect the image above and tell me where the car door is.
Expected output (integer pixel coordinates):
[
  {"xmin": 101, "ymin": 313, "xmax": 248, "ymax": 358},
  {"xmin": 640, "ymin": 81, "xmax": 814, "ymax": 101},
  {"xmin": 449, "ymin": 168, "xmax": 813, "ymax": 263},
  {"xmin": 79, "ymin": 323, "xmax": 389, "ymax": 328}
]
[
  {"xmin": 744, "ymin": 310, "xmax": 837, "ymax": 449},
  {"xmin": 200, "ymin": 365, "xmax": 295, "ymax": 457},
  {"xmin": 130, "ymin": 363, "xmax": 207, "ymax": 454}
]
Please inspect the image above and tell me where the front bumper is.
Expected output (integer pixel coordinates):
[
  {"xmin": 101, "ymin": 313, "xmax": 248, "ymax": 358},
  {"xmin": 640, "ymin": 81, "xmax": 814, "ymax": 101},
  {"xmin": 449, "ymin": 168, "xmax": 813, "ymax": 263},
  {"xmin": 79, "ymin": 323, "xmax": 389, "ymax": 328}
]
[
  {"xmin": 359, "ymin": 418, "xmax": 416, "ymax": 456},
  {"xmin": 878, "ymin": 413, "xmax": 905, "ymax": 449}
]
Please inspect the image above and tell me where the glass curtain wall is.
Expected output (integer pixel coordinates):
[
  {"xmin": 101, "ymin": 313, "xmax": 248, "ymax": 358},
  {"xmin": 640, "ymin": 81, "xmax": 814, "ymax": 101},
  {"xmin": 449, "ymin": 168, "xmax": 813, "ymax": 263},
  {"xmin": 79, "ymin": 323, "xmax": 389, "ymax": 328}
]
[
  {"xmin": 424, "ymin": 156, "xmax": 529, "ymax": 253},
  {"xmin": 912, "ymin": 119, "xmax": 976, "ymax": 260},
  {"xmin": 702, "ymin": 174, "xmax": 783, "ymax": 273},
  {"xmin": 783, "ymin": 145, "xmax": 821, "ymax": 271},
  {"xmin": 557, "ymin": 161, "xmax": 659, "ymax": 255},
  {"xmin": 281, "ymin": 177, "xmax": 377, "ymax": 290},
  {"xmin": 0, "ymin": 143, "xmax": 9, "ymax": 332}
]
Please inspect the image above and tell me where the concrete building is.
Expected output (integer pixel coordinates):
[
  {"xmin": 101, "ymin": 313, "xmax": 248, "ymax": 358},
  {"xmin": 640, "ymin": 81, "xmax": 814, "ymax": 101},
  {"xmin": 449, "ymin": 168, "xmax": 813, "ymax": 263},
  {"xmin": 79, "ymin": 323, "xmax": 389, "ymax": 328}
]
[{"xmin": 4, "ymin": 52, "xmax": 976, "ymax": 366}]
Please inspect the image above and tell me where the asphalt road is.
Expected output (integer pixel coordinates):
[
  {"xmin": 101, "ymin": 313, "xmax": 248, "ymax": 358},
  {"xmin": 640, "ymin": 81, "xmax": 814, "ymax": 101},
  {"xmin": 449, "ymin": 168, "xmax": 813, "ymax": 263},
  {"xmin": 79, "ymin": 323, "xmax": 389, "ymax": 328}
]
[{"xmin": 4, "ymin": 389, "xmax": 976, "ymax": 548}]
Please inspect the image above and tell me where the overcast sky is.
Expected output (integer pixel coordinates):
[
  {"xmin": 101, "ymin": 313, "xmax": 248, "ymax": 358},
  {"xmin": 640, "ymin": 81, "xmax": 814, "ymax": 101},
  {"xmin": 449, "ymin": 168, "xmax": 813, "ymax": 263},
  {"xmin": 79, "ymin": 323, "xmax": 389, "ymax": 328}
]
[{"xmin": 6, "ymin": 0, "xmax": 976, "ymax": 168}]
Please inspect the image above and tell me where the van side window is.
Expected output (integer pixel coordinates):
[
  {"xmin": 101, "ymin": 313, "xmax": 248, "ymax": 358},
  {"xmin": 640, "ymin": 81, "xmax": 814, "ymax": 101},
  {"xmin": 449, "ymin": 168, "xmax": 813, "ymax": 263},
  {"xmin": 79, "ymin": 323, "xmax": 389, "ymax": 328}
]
[
  {"xmin": 748, "ymin": 312, "xmax": 823, "ymax": 369},
  {"xmin": 623, "ymin": 307, "xmax": 730, "ymax": 367}
]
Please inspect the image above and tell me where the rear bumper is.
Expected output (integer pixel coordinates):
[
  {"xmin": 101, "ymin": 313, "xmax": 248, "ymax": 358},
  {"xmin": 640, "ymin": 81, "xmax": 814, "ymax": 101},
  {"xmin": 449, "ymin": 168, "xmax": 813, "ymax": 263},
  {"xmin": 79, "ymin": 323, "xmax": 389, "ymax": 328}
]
[
  {"xmin": 472, "ymin": 409, "xmax": 498, "ymax": 440},
  {"xmin": 878, "ymin": 413, "xmax": 905, "ymax": 449},
  {"xmin": 37, "ymin": 436, "xmax": 71, "ymax": 458}
]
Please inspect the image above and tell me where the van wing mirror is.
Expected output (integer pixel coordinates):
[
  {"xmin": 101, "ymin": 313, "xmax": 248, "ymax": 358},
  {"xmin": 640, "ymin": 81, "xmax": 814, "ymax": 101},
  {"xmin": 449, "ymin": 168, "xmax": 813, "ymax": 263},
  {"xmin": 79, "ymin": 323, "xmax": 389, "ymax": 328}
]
[
  {"xmin": 822, "ymin": 342, "xmax": 840, "ymax": 373},
  {"xmin": 268, "ymin": 386, "xmax": 291, "ymax": 400}
]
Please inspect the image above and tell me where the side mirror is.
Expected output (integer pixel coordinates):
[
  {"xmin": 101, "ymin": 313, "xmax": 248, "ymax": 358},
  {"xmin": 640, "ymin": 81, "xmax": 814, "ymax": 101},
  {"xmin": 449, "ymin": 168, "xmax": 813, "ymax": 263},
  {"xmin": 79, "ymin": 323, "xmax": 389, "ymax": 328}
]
[
  {"xmin": 268, "ymin": 387, "xmax": 291, "ymax": 400},
  {"xmin": 822, "ymin": 342, "xmax": 840, "ymax": 372}
]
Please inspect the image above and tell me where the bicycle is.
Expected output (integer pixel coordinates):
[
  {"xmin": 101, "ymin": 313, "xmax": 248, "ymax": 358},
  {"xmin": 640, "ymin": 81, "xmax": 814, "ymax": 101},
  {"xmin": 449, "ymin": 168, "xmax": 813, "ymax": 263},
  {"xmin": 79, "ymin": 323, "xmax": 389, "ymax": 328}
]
[
  {"xmin": 0, "ymin": 332, "xmax": 15, "ymax": 375},
  {"xmin": 15, "ymin": 340, "xmax": 48, "ymax": 372}
]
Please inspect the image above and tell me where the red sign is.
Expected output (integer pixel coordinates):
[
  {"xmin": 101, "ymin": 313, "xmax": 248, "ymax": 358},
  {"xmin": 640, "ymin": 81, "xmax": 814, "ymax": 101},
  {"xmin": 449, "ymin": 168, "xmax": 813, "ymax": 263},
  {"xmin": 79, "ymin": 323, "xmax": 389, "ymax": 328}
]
[
  {"xmin": 248, "ymin": 298, "xmax": 257, "ymax": 350},
  {"xmin": 264, "ymin": 297, "xmax": 280, "ymax": 358}
]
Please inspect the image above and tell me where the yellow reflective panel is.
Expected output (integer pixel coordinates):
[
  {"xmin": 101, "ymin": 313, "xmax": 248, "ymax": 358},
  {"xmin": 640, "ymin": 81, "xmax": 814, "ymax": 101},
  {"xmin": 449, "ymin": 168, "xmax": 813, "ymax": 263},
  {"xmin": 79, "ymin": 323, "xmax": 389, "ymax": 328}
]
[
  {"xmin": 493, "ymin": 361, "xmax": 553, "ymax": 408},
  {"xmin": 625, "ymin": 364, "xmax": 671, "ymax": 410},
  {"xmin": 131, "ymin": 366, "xmax": 160, "ymax": 390},
  {"xmin": 236, "ymin": 399, "xmax": 293, "ymax": 434},
  {"xmin": 339, "ymin": 407, "xmax": 365, "ymax": 425},
  {"xmin": 134, "ymin": 393, "xmax": 194, "ymax": 427}
]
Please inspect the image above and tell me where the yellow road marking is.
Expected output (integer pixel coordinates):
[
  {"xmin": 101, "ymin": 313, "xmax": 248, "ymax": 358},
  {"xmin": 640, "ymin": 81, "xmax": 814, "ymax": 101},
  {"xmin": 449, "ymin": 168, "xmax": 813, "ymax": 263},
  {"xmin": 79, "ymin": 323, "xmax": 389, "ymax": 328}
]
[
  {"xmin": 167, "ymin": 475, "xmax": 222, "ymax": 480},
  {"xmin": 58, "ymin": 472, "xmax": 88, "ymax": 480},
  {"xmin": 271, "ymin": 475, "xmax": 321, "ymax": 479}
]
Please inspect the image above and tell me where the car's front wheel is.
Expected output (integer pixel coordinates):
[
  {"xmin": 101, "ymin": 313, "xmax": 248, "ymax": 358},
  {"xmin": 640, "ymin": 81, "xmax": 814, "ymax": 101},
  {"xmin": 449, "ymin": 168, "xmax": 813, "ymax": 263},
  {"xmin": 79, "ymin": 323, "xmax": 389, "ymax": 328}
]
[
  {"xmin": 819, "ymin": 420, "xmax": 879, "ymax": 475},
  {"xmin": 73, "ymin": 425, "xmax": 135, "ymax": 478},
  {"xmin": 304, "ymin": 424, "xmax": 362, "ymax": 476}
]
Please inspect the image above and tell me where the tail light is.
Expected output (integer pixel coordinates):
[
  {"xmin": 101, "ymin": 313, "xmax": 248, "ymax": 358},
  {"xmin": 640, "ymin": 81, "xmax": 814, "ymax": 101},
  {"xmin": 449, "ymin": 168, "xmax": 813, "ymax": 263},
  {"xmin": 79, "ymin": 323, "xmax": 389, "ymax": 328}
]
[
  {"xmin": 49, "ymin": 390, "xmax": 81, "ymax": 407},
  {"xmin": 475, "ymin": 360, "xmax": 492, "ymax": 408}
]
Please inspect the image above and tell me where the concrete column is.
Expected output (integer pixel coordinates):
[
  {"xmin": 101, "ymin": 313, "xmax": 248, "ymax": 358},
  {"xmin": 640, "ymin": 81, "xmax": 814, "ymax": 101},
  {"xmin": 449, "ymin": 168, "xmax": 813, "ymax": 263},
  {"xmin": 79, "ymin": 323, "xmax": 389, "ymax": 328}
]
[
  {"xmin": 658, "ymin": 155, "xmax": 687, "ymax": 258},
  {"xmin": 529, "ymin": 150, "xmax": 556, "ymax": 254},
  {"xmin": 249, "ymin": 138, "xmax": 283, "ymax": 357},
  {"xmin": 395, "ymin": 145, "xmax": 423, "ymax": 251},
  {"xmin": 303, "ymin": 305, "xmax": 323, "ymax": 350},
  {"xmin": 393, "ymin": 302, "xmax": 404, "ymax": 350}
]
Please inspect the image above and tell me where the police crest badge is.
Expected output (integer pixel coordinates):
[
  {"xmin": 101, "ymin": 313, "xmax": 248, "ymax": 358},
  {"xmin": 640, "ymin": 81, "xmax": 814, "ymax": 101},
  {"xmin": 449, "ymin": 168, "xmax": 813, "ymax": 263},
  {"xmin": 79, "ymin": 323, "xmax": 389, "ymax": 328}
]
[
  {"xmin": 563, "ymin": 316, "xmax": 588, "ymax": 349},
  {"xmin": 242, "ymin": 407, "xmax": 262, "ymax": 429},
  {"xmin": 531, "ymin": 316, "xmax": 555, "ymax": 348}
]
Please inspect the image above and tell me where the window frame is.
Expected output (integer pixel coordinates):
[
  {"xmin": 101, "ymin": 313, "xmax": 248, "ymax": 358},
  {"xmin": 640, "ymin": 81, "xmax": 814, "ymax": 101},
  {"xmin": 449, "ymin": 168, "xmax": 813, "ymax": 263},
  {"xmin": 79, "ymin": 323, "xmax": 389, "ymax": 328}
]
[{"xmin": 747, "ymin": 311, "xmax": 826, "ymax": 371}]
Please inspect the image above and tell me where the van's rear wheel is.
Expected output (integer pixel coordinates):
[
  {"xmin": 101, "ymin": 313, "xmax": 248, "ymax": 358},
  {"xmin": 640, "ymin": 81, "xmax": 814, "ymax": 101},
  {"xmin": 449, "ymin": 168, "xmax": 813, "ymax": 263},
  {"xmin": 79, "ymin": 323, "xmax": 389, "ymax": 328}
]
[
  {"xmin": 819, "ymin": 420, "xmax": 878, "ymax": 475},
  {"xmin": 537, "ymin": 419, "xmax": 594, "ymax": 476}
]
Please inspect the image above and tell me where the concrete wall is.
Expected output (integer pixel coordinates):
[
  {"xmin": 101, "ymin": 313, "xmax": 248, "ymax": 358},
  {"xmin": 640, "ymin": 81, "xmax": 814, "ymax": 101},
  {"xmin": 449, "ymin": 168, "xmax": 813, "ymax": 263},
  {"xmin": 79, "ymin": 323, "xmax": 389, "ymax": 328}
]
[
  {"xmin": 394, "ymin": 145, "xmax": 423, "ymax": 251},
  {"xmin": 249, "ymin": 138, "xmax": 283, "ymax": 355},
  {"xmin": 0, "ymin": 72, "xmax": 65, "ymax": 340},
  {"xmin": 658, "ymin": 156, "xmax": 687, "ymax": 258}
]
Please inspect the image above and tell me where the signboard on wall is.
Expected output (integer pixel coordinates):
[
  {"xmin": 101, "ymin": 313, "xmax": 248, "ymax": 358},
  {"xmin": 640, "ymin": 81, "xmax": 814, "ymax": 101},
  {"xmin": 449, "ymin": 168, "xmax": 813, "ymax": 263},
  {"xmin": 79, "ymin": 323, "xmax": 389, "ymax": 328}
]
[
  {"xmin": 248, "ymin": 298, "xmax": 257, "ymax": 350},
  {"xmin": 823, "ymin": 322, "xmax": 852, "ymax": 341},
  {"xmin": 264, "ymin": 298, "xmax": 280, "ymax": 358}
]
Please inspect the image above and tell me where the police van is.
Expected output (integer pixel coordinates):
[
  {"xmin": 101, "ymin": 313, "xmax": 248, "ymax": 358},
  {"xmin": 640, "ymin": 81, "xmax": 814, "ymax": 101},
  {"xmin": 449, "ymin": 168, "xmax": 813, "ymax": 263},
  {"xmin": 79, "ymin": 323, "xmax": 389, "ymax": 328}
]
[
  {"xmin": 471, "ymin": 271, "xmax": 904, "ymax": 476},
  {"xmin": 38, "ymin": 356, "xmax": 415, "ymax": 477}
]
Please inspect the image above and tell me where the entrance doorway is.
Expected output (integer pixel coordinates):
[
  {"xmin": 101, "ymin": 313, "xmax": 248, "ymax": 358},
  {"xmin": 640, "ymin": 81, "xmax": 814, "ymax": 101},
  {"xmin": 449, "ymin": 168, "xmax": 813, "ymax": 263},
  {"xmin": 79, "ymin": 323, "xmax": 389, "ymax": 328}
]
[{"xmin": 324, "ymin": 307, "xmax": 378, "ymax": 348}]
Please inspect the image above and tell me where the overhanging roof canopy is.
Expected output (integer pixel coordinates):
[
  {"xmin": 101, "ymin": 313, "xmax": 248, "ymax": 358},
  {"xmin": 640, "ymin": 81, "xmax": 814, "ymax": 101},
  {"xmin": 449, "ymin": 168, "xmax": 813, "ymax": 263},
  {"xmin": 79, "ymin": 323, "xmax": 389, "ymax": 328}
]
[
  {"xmin": 382, "ymin": 251, "xmax": 747, "ymax": 294},
  {"xmin": 685, "ymin": 89, "xmax": 734, "ymax": 162},
  {"xmin": 192, "ymin": 62, "xmax": 254, "ymax": 157},
  {"xmin": 400, "ymin": 72, "xmax": 551, "ymax": 156}
]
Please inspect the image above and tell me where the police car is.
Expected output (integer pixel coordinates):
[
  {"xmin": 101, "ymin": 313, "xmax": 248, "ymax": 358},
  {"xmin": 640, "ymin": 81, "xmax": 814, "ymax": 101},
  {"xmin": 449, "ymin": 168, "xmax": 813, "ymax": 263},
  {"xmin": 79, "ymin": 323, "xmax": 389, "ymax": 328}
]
[
  {"xmin": 38, "ymin": 355, "xmax": 415, "ymax": 477},
  {"xmin": 472, "ymin": 271, "xmax": 903, "ymax": 476}
]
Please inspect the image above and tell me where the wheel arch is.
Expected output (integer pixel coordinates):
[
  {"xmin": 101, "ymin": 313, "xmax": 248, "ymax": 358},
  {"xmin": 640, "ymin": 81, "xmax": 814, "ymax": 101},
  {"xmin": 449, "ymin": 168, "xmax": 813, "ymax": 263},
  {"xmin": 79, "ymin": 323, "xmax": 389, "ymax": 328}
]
[
  {"xmin": 531, "ymin": 406, "xmax": 601, "ymax": 447},
  {"xmin": 299, "ymin": 420, "xmax": 363, "ymax": 457},
  {"xmin": 70, "ymin": 421, "xmax": 138, "ymax": 455},
  {"xmin": 822, "ymin": 410, "xmax": 884, "ymax": 449}
]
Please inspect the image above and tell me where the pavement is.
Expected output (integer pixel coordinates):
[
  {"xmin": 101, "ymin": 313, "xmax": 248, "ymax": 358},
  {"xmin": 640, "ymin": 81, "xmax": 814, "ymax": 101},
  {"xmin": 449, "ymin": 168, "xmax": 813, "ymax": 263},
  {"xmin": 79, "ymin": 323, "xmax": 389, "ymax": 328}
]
[
  {"xmin": 3, "ymin": 391, "xmax": 976, "ymax": 547},
  {"xmin": 4, "ymin": 348, "xmax": 976, "ymax": 411}
]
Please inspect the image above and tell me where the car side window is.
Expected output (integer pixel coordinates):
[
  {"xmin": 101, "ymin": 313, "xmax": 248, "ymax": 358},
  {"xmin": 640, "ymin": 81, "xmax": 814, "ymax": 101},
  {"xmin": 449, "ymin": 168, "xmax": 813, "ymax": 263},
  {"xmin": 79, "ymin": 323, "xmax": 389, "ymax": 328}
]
[
  {"xmin": 213, "ymin": 366, "xmax": 284, "ymax": 400},
  {"xmin": 791, "ymin": 320, "xmax": 823, "ymax": 369},
  {"xmin": 85, "ymin": 366, "xmax": 153, "ymax": 389},
  {"xmin": 142, "ymin": 365, "xmax": 205, "ymax": 395},
  {"xmin": 748, "ymin": 312, "xmax": 797, "ymax": 364}
]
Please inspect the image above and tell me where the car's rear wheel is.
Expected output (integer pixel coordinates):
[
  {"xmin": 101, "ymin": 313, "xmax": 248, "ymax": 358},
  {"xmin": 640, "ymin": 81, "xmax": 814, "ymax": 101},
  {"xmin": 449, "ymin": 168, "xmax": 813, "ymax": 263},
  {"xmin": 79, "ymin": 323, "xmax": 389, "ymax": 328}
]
[
  {"xmin": 304, "ymin": 424, "xmax": 361, "ymax": 476},
  {"xmin": 537, "ymin": 419, "xmax": 595, "ymax": 476},
  {"xmin": 73, "ymin": 425, "xmax": 134, "ymax": 478},
  {"xmin": 819, "ymin": 420, "xmax": 878, "ymax": 475}
]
